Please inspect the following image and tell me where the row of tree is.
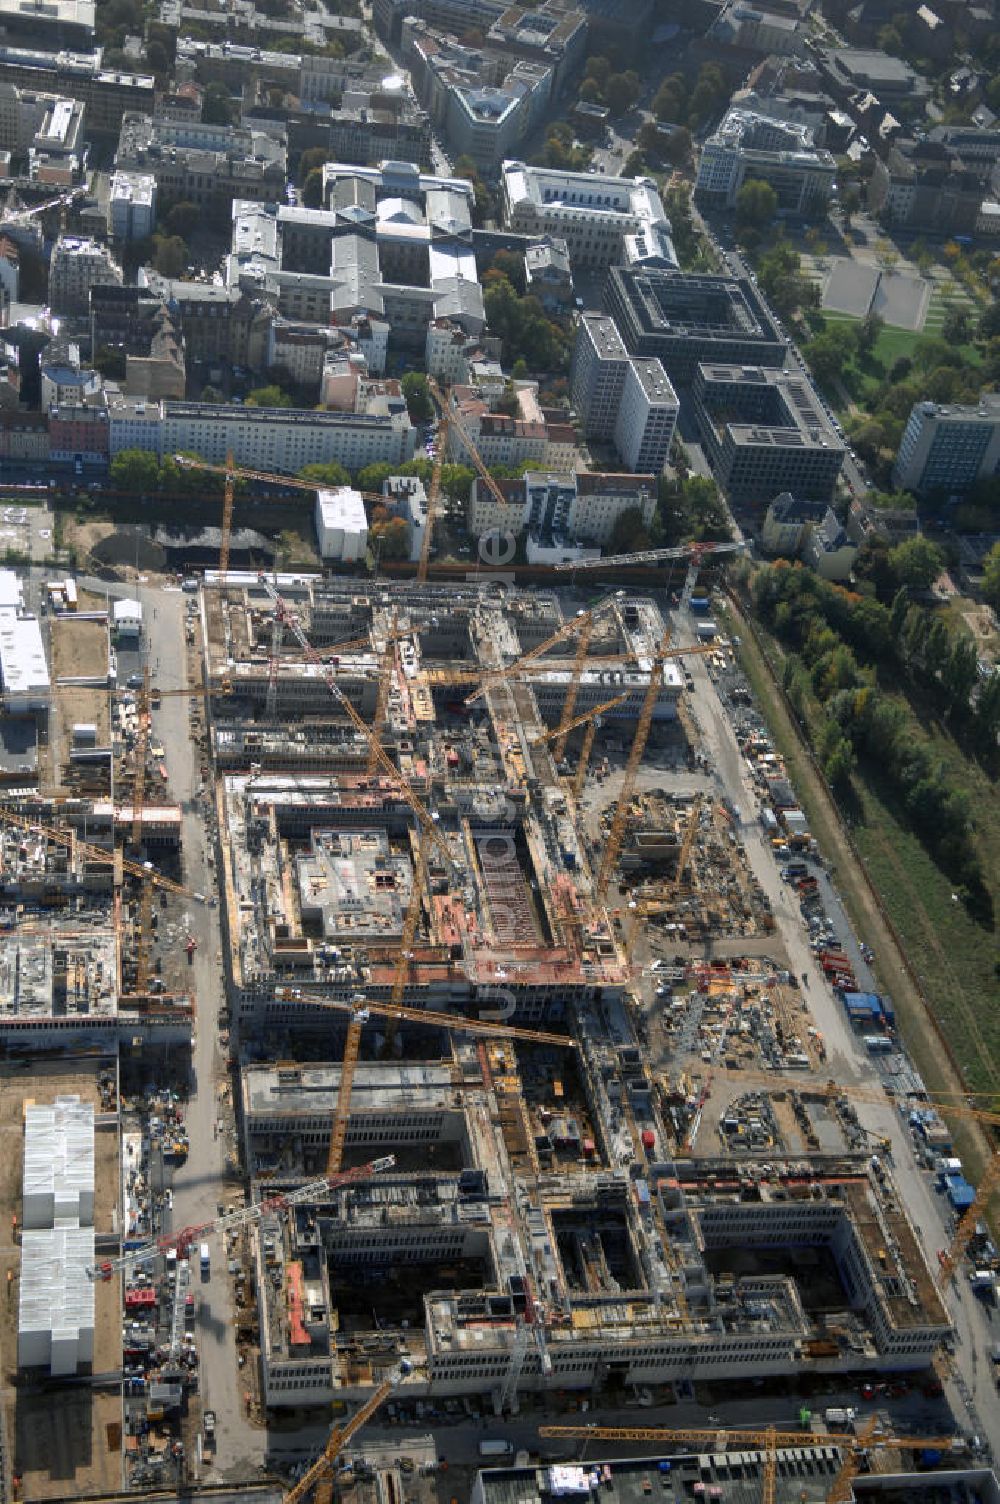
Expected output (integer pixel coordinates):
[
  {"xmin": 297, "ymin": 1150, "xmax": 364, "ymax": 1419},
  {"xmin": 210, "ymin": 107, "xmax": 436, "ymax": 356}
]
[{"xmin": 752, "ymin": 561, "xmax": 997, "ymax": 917}]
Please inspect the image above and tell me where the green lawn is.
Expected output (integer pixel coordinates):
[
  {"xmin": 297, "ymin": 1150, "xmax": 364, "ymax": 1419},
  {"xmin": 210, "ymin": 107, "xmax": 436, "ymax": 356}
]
[{"xmin": 816, "ymin": 311, "xmax": 981, "ymax": 409}]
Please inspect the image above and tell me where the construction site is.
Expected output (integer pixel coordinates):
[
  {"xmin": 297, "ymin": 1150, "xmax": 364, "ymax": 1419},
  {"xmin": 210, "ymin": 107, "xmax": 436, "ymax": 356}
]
[{"xmin": 0, "ymin": 425, "xmax": 995, "ymax": 1499}]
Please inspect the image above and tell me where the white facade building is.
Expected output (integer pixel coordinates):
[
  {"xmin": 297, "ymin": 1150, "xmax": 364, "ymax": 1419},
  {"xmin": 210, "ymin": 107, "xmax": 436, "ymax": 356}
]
[
  {"xmin": 108, "ymin": 170, "xmax": 156, "ymax": 241},
  {"xmin": 315, "ymin": 486, "xmax": 368, "ymax": 562},
  {"xmin": 22, "ymin": 1097, "xmax": 95, "ymax": 1229},
  {"xmin": 105, "ymin": 396, "xmax": 416, "ymax": 474},
  {"xmin": 696, "ymin": 107, "xmax": 836, "ymax": 214},
  {"xmin": 0, "ymin": 580, "xmax": 49, "ymax": 712},
  {"xmin": 615, "ymin": 357, "xmax": 678, "ymax": 474},
  {"xmin": 500, "ymin": 160, "xmax": 672, "ymax": 270},
  {"xmin": 18, "ymin": 1223, "xmax": 95, "ymax": 1374}
]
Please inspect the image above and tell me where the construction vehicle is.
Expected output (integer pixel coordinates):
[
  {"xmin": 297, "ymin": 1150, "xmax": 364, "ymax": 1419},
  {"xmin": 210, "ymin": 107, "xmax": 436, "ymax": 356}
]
[
  {"xmin": 88, "ymin": 1155, "xmax": 395, "ymax": 1280},
  {"xmin": 285, "ymin": 1359, "xmax": 413, "ymax": 1504},
  {"xmin": 537, "ymin": 1423, "xmax": 959, "ymax": 1504},
  {"xmin": 185, "ymin": 937, "xmax": 197, "ymax": 963}
]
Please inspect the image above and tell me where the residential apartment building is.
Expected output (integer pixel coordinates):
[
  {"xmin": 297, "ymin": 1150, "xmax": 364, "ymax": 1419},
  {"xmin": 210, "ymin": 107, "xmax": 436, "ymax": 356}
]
[
  {"xmin": 868, "ymin": 137, "xmax": 992, "ymax": 235},
  {"xmin": 404, "ymin": 21, "xmax": 552, "ymax": 175},
  {"xmin": 0, "ymin": 79, "xmax": 79, "ymax": 154},
  {"xmin": 115, "ymin": 112, "xmax": 286, "ymax": 224},
  {"xmin": 106, "ymin": 393, "xmax": 416, "ymax": 475},
  {"xmin": 468, "ymin": 468, "xmax": 655, "ymax": 544},
  {"xmin": 605, "ymin": 266, "xmax": 788, "ymax": 386},
  {"xmin": 696, "ymin": 107, "xmax": 836, "ymax": 214},
  {"xmin": 0, "ymin": 45, "xmax": 153, "ymax": 134},
  {"xmin": 136, "ymin": 271, "xmax": 272, "ymax": 367},
  {"xmin": 326, "ymin": 90, "xmax": 431, "ymax": 171},
  {"xmin": 0, "ymin": 409, "xmax": 48, "ymax": 460},
  {"xmin": 49, "ymin": 398, "xmax": 109, "ymax": 464},
  {"xmin": 500, "ymin": 160, "xmax": 671, "ymax": 271},
  {"xmin": 693, "ymin": 362, "xmax": 845, "ymax": 507},
  {"xmin": 893, "ymin": 397, "xmax": 1000, "ymax": 497},
  {"xmin": 48, "ymin": 235, "xmax": 123, "ymax": 317},
  {"xmin": 570, "ymin": 313, "xmax": 678, "ymax": 475},
  {"xmin": 447, "ymin": 389, "xmax": 548, "ymax": 469}
]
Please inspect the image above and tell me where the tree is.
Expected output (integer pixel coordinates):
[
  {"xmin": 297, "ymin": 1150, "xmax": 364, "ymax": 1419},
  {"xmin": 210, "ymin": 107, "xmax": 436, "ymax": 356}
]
[
  {"xmin": 856, "ymin": 311, "xmax": 884, "ymax": 356},
  {"xmin": 609, "ymin": 506, "xmax": 651, "ymax": 553},
  {"xmin": 490, "ymin": 249, "xmax": 526, "ymax": 296},
  {"xmin": 300, "ymin": 461, "xmax": 351, "ymax": 487},
  {"xmin": 93, "ymin": 345, "xmax": 126, "ymax": 380},
  {"xmin": 165, "ymin": 201, "xmax": 200, "ymax": 238},
  {"xmin": 805, "ymin": 329, "xmax": 854, "ymax": 387},
  {"xmin": 401, "ymin": 372, "xmax": 433, "ymax": 423},
  {"xmin": 663, "ymin": 126, "xmax": 693, "ymax": 168},
  {"xmin": 200, "ymin": 385, "xmax": 224, "ymax": 403},
  {"xmin": 371, "ymin": 517, "xmax": 409, "ymax": 560},
  {"xmin": 110, "ymin": 448, "xmax": 161, "ymax": 492},
  {"xmin": 202, "ymin": 81, "xmax": 233, "ymax": 125},
  {"xmin": 978, "ymin": 302, "xmax": 1000, "ymax": 340},
  {"xmin": 584, "ymin": 55, "xmax": 611, "ymax": 89},
  {"xmin": 839, "ymin": 186, "xmax": 861, "ymax": 223},
  {"xmin": 302, "ymin": 168, "xmax": 325, "ymax": 209},
  {"xmin": 736, "ymin": 179, "xmax": 778, "ymax": 227},
  {"xmin": 941, "ymin": 303, "xmax": 972, "ymax": 345},
  {"xmin": 604, "ymin": 70, "xmax": 641, "ymax": 117},
  {"xmin": 653, "ymin": 74, "xmax": 686, "ymax": 123},
  {"xmin": 298, "ymin": 146, "xmax": 331, "ymax": 183},
  {"xmin": 153, "ymin": 235, "xmax": 187, "ymax": 278},
  {"xmin": 982, "ymin": 541, "xmax": 1000, "ymax": 611},
  {"xmin": 246, "ymin": 384, "xmax": 293, "ymax": 408},
  {"xmin": 889, "ymin": 535, "xmax": 945, "ymax": 591}
]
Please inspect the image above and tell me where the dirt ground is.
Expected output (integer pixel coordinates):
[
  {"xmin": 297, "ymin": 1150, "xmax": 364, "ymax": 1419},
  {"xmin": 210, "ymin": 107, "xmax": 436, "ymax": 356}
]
[
  {"xmin": 48, "ymin": 611, "xmax": 110, "ymax": 795},
  {"xmin": 0, "ymin": 1060, "xmax": 123, "ymax": 1499}
]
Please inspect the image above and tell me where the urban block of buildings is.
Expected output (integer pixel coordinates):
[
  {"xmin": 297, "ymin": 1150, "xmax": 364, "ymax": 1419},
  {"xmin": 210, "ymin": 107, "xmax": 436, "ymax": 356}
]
[
  {"xmin": 115, "ymin": 112, "xmax": 287, "ymax": 223},
  {"xmin": 500, "ymin": 160, "xmax": 677, "ymax": 272},
  {"xmin": 605, "ymin": 265, "xmax": 788, "ymax": 386},
  {"xmin": 693, "ymin": 362, "xmax": 846, "ymax": 506},
  {"xmin": 696, "ymin": 106, "xmax": 837, "ymax": 214}
]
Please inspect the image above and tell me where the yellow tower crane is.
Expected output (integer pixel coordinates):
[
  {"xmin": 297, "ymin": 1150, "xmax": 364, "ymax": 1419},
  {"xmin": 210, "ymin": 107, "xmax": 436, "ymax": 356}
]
[
  {"xmin": 284, "ymin": 1360, "xmax": 413, "ymax": 1504},
  {"xmin": 537, "ymin": 1423, "xmax": 959, "ymax": 1504}
]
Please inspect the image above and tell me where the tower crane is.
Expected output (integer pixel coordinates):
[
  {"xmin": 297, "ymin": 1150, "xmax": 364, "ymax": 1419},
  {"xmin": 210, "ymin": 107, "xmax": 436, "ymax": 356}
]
[
  {"xmin": 595, "ymin": 628, "xmax": 672, "ymax": 901},
  {"xmin": 530, "ymin": 692, "xmax": 632, "ymax": 744},
  {"xmin": 551, "ymin": 539, "xmax": 745, "ymax": 576},
  {"xmin": 275, "ymin": 988, "xmax": 577, "ymax": 1050},
  {"xmin": 88, "ymin": 1156, "xmax": 396, "ymax": 1281},
  {"xmin": 171, "ymin": 456, "xmax": 394, "ymax": 577},
  {"xmin": 259, "ymin": 579, "xmax": 456, "ymax": 874},
  {"xmin": 0, "ymin": 185, "xmax": 87, "ymax": 226},
  {"xmin": 284, "ymin": 1359, "xmax": 413, "ymax": 1504},
  {"xmin": 463, "ymin": 592, "xmax": 624, "ymax": 706},
  {"xmin": 367, "ymin": 610, "xmax": 398, "ymax": 775},
  {"xmin": 381, "ymin": 830, "xmax": 428, "ymax": 1058},
  {"xmin": 426, "ymin": 376, "xmax": 511, "ymax": 513},
  {"xmin": 537, "ymin": 1423, "xmax": 958, "ymax": 1503},
  {"xmin": 670, "ymin": 794, "xmax": 704, "ymax": 899},
  {"xmin": 0, "ymin": 804, "xmax": 204, "ymax": 901},
  {"xmin": 417, "ymin": 420, "xmax": 447, "ymax": 584}
]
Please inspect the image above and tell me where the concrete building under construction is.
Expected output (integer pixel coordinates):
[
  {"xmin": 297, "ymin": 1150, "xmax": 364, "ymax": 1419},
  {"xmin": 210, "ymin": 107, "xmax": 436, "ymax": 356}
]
[{"xmin": 191, "ymin": 574, "xmax": 951, "ymax": 1418}]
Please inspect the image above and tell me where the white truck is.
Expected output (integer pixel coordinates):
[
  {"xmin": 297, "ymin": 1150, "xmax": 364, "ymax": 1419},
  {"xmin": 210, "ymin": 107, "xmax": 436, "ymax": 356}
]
[{"xmin": 479, "ymin": 1440, "xmax": 514, "ymax": 1459}]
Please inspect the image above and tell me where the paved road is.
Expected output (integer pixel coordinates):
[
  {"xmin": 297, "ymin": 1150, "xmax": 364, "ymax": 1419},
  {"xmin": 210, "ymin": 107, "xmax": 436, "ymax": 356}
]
[
  {"xmin": 678, "ymin": 606, "xmax": 1000, "ymax": 1452},
  {"xmin": 119, "ymin": 579, "xmax": 264, "ymax": 1480}
]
